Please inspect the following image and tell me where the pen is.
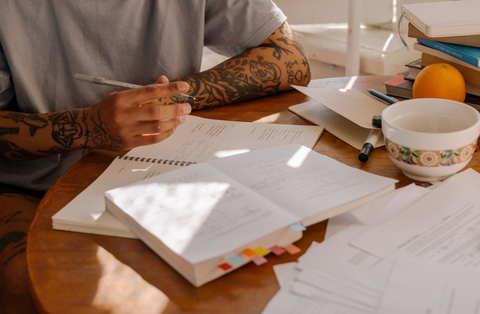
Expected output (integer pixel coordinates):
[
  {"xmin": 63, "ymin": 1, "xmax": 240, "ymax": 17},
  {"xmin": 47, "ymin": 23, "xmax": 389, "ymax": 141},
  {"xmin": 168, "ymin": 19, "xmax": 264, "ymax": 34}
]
[
  {"xmin": 74, "ymin": 74, "xmax": 196, "ymax": 101},
  {"xmin": 358, "ymin": 90, "xmax": 398, "ymax": 162},
  {"xmin": 368, "ymin": 89, "xmax": 399, "ymax": 105}
]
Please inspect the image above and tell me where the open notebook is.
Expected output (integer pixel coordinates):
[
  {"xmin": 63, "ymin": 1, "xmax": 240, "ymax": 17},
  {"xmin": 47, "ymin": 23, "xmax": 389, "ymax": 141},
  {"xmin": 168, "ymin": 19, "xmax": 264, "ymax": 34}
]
[
  {"xmin": 52, "ymin": 115, "xmax": 324, "ymax": 238},
  {"xmin": 105, "ymin": 144, "xmax": 397, "ymax": 286}
]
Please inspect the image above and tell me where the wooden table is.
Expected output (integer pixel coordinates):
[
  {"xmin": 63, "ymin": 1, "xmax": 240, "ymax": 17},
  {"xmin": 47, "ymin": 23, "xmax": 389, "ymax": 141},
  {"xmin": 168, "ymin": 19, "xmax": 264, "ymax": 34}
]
[{"xmin": 28, "ymin": 76, "xmax": 469, "ymax": 314}]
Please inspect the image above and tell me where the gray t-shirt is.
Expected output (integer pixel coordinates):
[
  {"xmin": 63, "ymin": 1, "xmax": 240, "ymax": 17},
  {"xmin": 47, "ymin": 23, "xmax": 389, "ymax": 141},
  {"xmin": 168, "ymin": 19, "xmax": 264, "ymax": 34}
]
[{"xmin": 0, "ymin": 0, "xmax": 286, "ymax": 191}]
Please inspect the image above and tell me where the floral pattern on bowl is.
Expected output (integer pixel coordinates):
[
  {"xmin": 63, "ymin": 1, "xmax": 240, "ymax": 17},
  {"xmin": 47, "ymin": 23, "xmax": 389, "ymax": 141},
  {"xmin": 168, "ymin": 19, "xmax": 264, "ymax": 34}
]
[{"xmin": 385, "ymin": 139, "xmax": 477, "ymax": 167}]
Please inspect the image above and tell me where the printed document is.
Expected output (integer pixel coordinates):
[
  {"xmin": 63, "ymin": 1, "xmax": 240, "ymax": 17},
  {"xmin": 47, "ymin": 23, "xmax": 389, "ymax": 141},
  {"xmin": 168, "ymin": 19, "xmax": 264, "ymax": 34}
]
[{"xmin": 351, "ymin": 169, "xmax": 480, "ymax": 265}]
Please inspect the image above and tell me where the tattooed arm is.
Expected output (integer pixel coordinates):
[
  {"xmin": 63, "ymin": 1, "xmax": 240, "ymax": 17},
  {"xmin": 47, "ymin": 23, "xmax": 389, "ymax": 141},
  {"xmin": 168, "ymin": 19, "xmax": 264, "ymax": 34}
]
[
  {"xmin": 162, "ymin": 21, "xmax": 311, "ymax": 110},
  {"xmin": 0, "ymin": 78, "xmax": 192, "ymax": 161}
]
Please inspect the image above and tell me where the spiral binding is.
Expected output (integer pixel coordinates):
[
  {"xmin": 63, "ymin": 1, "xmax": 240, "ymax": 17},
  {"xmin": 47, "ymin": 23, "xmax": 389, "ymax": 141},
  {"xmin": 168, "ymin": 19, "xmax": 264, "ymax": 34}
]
[{"xmin": 117, "ymin": 155, "xmax": 196, "ymax": 166}]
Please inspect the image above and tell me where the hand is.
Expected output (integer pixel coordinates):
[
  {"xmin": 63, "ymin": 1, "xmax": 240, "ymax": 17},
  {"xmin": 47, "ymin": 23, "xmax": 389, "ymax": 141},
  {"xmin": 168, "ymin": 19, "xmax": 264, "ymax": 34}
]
[{"xmin": 85, "ymin": 76, "xmax": 192, "ymax": 151}]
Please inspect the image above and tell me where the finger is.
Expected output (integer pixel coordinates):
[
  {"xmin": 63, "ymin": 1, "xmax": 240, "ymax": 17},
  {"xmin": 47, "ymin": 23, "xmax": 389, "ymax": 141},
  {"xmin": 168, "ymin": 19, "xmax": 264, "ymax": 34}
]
[
  {"xmin": 131, "ymin": 125, "xmax": 181, "ymax": 147},
  {"xmin": 122, "ymin": 81, "xmax": 189, "ymax": 105},
  {"xmin": 130, "ymin": 102, "xmax": 192, "ymax": 122},
  {"xmin": 133, "ymin": 115, "xmax": 187, "ymax": 136},
  {"xmin": 155, "ymin": 76, "xmax": 170, "ymax": 84}
]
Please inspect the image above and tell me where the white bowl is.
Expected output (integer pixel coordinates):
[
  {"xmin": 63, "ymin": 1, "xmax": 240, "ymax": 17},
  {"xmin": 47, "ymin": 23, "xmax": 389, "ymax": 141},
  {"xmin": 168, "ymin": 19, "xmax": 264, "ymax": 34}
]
[{"xmin": 382, "ymin": 98, "xmax": 480, "ymax": 182}]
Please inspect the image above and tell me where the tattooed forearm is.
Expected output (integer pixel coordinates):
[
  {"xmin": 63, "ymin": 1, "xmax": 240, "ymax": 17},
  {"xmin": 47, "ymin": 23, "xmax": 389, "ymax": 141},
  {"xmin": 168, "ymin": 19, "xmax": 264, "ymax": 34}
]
[
  {"xmin": 0, "ymin": 139, "xmax": 44, "ymax": 161},
  {"xmin": 3, "ymin": 112, "xmax": 48, "ymax": 136},
  {"xmin": 0, "ymin": 108, "xmax": 95, "ymax": 160},
  {"xmin": 171, "ymin": 21, "xmax": 310, "ymax": 110}
]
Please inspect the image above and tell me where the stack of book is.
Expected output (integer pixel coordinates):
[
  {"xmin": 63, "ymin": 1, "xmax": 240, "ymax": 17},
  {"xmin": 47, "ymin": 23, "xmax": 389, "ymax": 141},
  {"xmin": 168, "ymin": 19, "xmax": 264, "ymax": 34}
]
[{"xmin": 383, "ymin": 1, "xmax": 480, "ymax": 105}]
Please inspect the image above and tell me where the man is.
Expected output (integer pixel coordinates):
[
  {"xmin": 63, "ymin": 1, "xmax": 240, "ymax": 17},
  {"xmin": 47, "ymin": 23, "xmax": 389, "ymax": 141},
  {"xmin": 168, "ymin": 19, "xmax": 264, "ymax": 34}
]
[{"xmin": 0, "ymin": 1, "xmax": 310, "ymax": 312}]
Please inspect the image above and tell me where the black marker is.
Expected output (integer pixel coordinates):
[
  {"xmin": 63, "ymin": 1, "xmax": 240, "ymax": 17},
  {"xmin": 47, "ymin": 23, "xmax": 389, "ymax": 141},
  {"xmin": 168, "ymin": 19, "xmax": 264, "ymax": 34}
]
[{"xmin": 358, "ymin": 89, "xmax": 399, "ymax": 162}]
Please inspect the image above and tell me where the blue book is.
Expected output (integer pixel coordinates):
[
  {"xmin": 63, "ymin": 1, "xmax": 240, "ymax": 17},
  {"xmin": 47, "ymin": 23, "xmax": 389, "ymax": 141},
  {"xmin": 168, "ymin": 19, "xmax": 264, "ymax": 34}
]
[{"xmin": 417, "ymin": 38, "xmax": 480, "ymax": 68}]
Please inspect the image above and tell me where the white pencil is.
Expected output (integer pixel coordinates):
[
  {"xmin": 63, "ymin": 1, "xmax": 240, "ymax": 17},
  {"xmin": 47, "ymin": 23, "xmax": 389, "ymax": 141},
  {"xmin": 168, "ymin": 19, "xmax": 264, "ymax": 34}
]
[{"xmin": 74, "ymin": 74, "xmax": 196, "ymax": 100}]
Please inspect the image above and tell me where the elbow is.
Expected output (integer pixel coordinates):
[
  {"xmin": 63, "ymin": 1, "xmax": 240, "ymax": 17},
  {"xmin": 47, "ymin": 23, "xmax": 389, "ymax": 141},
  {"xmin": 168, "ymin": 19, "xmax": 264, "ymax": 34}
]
[{"xmin": 289, "ymin": 46, "xmax": 312, "ymax": 87}]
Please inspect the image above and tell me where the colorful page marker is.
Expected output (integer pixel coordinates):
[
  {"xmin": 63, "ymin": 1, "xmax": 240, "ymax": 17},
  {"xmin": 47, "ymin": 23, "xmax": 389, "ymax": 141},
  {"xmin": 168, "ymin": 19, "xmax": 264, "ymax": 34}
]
[
  {"xmin": 252, "ymin": 246, "xmax": 270, "ymax": 257},
  {"xmin": 289, "ymin": 223, "xmax": 306, "ymax": 231},
  {"xmin": 284, "ymin": 244, "xmax": 301, "ymax": 255},
  {"xmin": 251, "ymin": 255, "xmax": 268, "ymax": 266},
  {"xmin": 269, "ymin": 245, "xmax": 286, "ymax": 256},
  {"xmin": 219, "ymin": 263, "xmax": 232, "ymax": 271},
  {"xmin": 227, "ymin": 255, "xmax": 244, "ymax": 267},
  {"xmin": 241, "ymin": 248, "xmax": 257, "ymax": 258}
]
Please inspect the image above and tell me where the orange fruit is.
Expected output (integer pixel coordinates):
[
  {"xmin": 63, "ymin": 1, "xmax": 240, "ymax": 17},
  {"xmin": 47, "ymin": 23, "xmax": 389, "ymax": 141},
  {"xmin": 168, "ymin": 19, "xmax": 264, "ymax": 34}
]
[{"xmin": 412, "ymin": 63, "xmax": 466, "ymax": 102}]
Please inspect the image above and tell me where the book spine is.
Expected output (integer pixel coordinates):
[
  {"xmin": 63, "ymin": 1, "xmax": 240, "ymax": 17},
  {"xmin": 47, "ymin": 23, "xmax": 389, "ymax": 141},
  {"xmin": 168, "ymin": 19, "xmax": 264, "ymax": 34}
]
[
  {"xmin": 117, "ymin": 155, "xmax": 196, "ymax": 166},
  {"xmin": 417, "ymin": 39, "xmax": 480, "ymax": 68}
]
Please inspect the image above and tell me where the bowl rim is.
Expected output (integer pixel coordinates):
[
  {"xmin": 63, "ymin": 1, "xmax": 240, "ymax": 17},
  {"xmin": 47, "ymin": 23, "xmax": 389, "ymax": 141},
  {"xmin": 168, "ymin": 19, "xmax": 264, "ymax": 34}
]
[{"xmin": 381, "ymin": 98, "xmax": 480, "ymax": 135}]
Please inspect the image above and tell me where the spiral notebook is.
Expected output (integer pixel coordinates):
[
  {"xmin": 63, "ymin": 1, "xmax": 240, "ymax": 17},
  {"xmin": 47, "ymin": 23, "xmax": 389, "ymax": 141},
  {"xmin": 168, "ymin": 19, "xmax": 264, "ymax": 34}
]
[{"xmin": 52, "ymin": 115, "xmax": 324, "ymax": 238}]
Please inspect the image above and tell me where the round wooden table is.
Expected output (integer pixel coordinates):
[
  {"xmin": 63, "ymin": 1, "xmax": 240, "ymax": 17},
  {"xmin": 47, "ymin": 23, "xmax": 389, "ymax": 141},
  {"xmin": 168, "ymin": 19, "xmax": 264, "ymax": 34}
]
[{"xmin": 27, "ymin": 76, "xmax": 449, "ymax": 313}]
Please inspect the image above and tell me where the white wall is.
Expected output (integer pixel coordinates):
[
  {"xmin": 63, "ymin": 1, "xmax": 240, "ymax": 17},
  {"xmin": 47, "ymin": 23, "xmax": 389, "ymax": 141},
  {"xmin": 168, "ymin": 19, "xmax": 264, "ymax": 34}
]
[{"xmin": 273, "ymin": 0, "xmax": 452, "ymax": 28}]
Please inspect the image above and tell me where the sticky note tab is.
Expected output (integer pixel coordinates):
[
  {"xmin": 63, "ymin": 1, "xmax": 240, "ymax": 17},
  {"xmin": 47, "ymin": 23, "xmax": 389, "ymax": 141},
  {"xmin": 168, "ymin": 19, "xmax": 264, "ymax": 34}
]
[
  {"xmin": 227, "ymin": 255, "xmax": 244, "ymax": 267},
  {"xmin": 289, "ymin": 223, "xmax": 306, "ymax": 231},
  {"xmin": 251, "ymin": 255, "xmax": 268, "ymax": 266},
  {"xmin": 252, "ymin": 246, "xmax": 270, "ymax": 257},
  {"xmin": 242, "ymin": 248, "xmax": 256, "ymax": 258},
  {"xmin": 284, "ymin": 244, "xmax": 301, "ymax": 255},
  {"xmin": 219, "ymin": 263, "xmax": 232, "ymax": 271},
  {"xmin": 270, "ymin": 245, "xmax": 286, "ymax": 256}
]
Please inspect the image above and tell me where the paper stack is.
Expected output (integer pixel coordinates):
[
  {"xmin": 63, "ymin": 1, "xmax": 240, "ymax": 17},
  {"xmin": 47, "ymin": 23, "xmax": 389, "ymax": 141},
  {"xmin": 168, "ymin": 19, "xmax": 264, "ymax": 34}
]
[{"xmin": 262, "ymin": 169, "xmax": 480, "ymax": 314}]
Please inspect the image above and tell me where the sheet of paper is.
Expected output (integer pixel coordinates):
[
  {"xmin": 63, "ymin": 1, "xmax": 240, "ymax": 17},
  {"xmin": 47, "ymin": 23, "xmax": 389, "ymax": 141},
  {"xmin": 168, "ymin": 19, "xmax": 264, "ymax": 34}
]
[
  {"xmin": 105, "ymin": 162, "xmax": 300, "ymax": 264},
  {"xmin": 377, "ymin": 256, "xmax": 480, "ymax": 314},
  {"xmin": 52, "ymin": 158, "xmax": 183, "ymax": 238},
  {"xmin": 263, "ymin": 244, "xmax": 372, "ymax": 314},
  {"xmin": 209, "ymin": 144, "xmax": 397, "ymax": 223},
  {"xmin": 297, "ymin": 184, "xmax": 429, "ymax": 291},
  {"xmin": 273, "ymin": 263, "xmax": 298, "ymax": 289},
  {"xmin": 289, "ymin": 100, "xmax": 384, "ymax": 151},
  {"xmin": 292, "ymin": 86, "xmax": 387, "ymax": 130},
  {"xmin": 129, "ymin": 115, "xmax": 324, "ymax": 161},
  {"xmin": 324, "ymin": 212, "xmax": 359, "ymax": 239},
  {"xmin": 351, "ymin": 170, "xmax": 480, "ymax": 264}
]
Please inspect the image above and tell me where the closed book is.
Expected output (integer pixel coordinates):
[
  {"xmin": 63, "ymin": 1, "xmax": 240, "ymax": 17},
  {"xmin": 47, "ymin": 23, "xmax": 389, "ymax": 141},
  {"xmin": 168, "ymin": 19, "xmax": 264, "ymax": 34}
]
[
  {"xmin": 384, "ymin": 74, "xmax": 414, "ymax": 99},
  {"xmin": 404, "ymin": 59, "xmax": 423, "ymax": 81},
  {"xmin": 417, "ymin": 38, "xmax": 480, "ymax": 68},
  {"xmin": 413, "ymin": 42, "xmax": 480, "ymax": 73},
  {"xmin": 105, "ymin": 144, "xmax": 397, "ymax": 287},
  {"xmin": 402, "ymin": 1, "xmax": 480, "ymax": 37},
  {"xmin": 408, "ymin": 23, "xmax": 480, "ymax": 48}
]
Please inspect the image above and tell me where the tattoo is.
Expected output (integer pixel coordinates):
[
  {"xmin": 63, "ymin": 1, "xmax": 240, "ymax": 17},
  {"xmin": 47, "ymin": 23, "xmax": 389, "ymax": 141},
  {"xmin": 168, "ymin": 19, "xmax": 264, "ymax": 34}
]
[
  {"xmin": 0, "ymin": 139, "xmax": 44, "ymax": 160},
  {"xmin": 80, "ymin": 109, "xmax": 91, "ymax": 149},
  {"xmin": 273, "ymin": 22, "xmax": 311, "ymax": 83},
  {"xmin": 3, "ymin": 112, "xmax": 48, "ymax": 136},
  {"xmin": 185, "ymin": 70, "xmax": 280, "ymax": 109},
  {"xmin": 90, "ymin": 111, "xmax": 121, "ymax": 149},
  {"xmin": 285, "ymin": 60, "xmax": 305, "ymax": 84},
  {"xmin": 48, "ymin": 111, "xmax": 83, "ymax": 148},
  {"xmin": 261, "ymin": 38, "xmax": 294, "ymax": 61},
  {"xmin": 250, "ymin": 56, "xmax": 281, "ymax": 84},
  {"xmin": 0, "ymin": 211, "xmax": 31, "ymax": 227},
  {"xmin": 0, "ymin": 211, "xmax": 31, "ymax": 266},
  {"xmin": 0, "ymin": 232, "xmax": 26, "ymax": 266},
  {"xmin": 0, "ymin": 127, "xmax": 19, "ymax": 136}
]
